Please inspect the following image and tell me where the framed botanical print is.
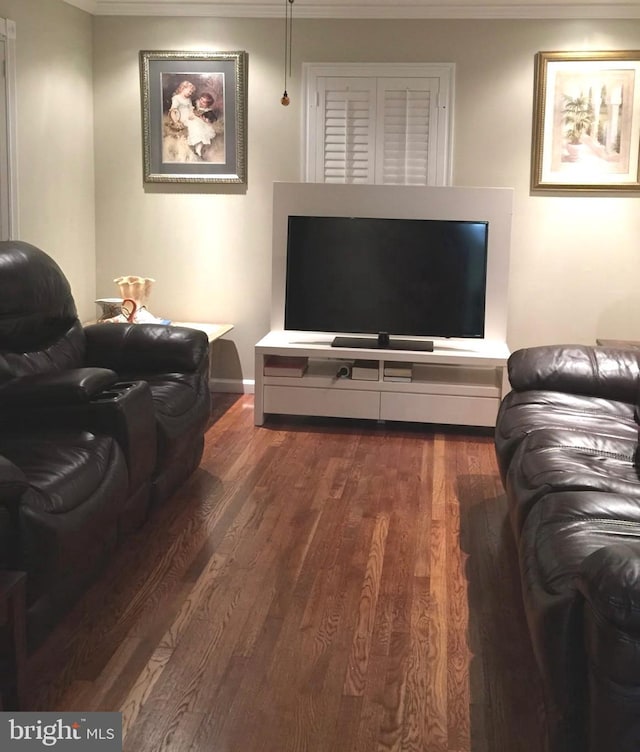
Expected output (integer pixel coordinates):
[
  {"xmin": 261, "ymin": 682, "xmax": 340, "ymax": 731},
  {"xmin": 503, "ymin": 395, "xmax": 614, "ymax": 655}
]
[
  {"xmin": 140, "ymin": 50, "xmax": 247, "ymax": 184},
  {"xmin": 532, "ymin": 50, "xmax": 640, "ymax": 191}
]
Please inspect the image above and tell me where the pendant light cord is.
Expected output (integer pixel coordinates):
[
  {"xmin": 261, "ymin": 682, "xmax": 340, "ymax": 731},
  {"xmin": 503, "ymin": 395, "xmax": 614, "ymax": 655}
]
[
  {"xmin": 282, "ymin": 0, "xmax": 294, "ymax": 105},
  {"xmin": 288, "ymin": 0, "xmax": 293, "ymax": 79}
]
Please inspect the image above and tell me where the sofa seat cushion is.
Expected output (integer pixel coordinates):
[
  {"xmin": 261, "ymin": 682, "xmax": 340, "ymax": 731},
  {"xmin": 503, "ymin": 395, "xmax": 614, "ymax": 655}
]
[
  {"xmin": 505, "ymin": 427, "xmax": 640, "ymax": 536},
  {"xmin": 495, "ymin": 389, "xmax": 638, "ymax": 482}
]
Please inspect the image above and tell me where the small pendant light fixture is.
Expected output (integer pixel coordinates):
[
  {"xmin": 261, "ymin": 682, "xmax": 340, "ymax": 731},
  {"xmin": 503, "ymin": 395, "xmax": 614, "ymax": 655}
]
[{"xmin": 281, "ymin": 0, "xmax": 294, "ymax": 106}]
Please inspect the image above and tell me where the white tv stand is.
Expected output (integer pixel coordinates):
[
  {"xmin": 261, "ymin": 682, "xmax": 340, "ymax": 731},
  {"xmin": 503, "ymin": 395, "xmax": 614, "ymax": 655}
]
[{"xmin": 254, "ymin": 331, "xmax": 510, "ymax": 427}]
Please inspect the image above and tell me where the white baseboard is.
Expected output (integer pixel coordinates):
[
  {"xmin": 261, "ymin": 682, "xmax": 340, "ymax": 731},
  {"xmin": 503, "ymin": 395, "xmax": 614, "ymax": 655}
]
[{"xmin": 210, "ymin": 378, "xmax": 255, "ymax": 394}]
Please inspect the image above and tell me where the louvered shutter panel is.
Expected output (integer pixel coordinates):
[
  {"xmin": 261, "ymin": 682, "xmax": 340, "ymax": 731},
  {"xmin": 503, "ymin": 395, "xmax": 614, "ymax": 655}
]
[
  {"xmin": 316, "ymin": 77, "xmax": 377, "ymax": 184},
  {"xmin": 375, "ymin": 78, "xmax": 441, "ymax": 185}
]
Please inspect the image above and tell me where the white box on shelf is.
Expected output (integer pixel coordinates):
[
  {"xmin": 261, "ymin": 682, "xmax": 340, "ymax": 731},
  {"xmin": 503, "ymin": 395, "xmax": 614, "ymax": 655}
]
[{"xmin": 351, "ymin": 360, "xmax": 379, "ymax": 380}]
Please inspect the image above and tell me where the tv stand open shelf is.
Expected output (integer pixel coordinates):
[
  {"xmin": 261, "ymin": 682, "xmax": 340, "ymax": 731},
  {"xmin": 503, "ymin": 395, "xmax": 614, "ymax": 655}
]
[{"xmin": 254, "ymin": 331, "xmax": 510, "ymax": 427}]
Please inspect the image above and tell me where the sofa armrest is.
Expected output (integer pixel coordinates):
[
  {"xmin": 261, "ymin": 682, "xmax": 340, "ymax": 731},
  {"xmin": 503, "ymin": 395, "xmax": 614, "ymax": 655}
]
[
  {"xmin": 578, "ymin": 542, "xmax": 640, "ymax": 633},
  {"xmin": 508, "ymin": 345, "xmax": 640, "ymax": 403},
  {"xmin": 0, "ymin": 368, "xmax": 117, "ymax": 408},
  {"xmin": 577, "ymin": 543, "xmax": 640, "ymax": 751},
  {"xmin": 84, "ymin": 323, "xmax": 209, "ymax": 374}
]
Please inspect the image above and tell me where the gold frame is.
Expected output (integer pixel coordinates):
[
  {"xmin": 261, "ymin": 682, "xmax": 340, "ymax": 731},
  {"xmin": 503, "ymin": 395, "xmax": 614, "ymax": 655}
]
[
  {"xmin": 140, "ymin": 50, "xmax": 247, "ymax": 184},
  {"xmin": 531, "ymin": 50, "xmax": 640, "ymax": 192}
]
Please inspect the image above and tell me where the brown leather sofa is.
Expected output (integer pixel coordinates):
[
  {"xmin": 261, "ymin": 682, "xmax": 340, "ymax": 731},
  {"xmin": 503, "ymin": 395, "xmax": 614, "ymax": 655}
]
[
  {"xmin": 0, "ymin": 241, "xmax": 211, "ymax": 704},
  {"xmin": 495, "ymin": 344, "xmax": 640, "ymax": 752}
]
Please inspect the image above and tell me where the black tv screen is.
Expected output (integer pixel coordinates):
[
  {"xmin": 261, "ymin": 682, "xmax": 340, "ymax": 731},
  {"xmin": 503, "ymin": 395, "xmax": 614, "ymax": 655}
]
[{"xmin": 284, "ymin": 215, "xmax": 489, "ymax": 342}]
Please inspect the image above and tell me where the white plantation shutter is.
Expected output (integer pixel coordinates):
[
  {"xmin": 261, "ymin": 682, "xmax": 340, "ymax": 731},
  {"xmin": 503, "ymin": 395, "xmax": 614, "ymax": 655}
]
[
  {"xmin": 305, "ymin": 63, "xmax": 452, "ymax": 186},
  {"xmin": 319, "ymin": 77, "xmax": 376, "ymax": 183},
  {"xmin": 377, "ymin": 78, "xmax": 440, "ymax": 185}
]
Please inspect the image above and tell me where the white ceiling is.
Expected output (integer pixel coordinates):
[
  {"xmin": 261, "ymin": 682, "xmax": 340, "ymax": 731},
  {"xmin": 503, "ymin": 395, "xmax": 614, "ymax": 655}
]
[{"xmin": 61, "ymin": 0, "xmax": 640, "ymax": 19}]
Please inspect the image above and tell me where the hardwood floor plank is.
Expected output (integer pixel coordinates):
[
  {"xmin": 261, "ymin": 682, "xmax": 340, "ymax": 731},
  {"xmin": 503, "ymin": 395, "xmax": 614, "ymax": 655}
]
[
  {"xmin": 400, "ymin": 576, "xmax": 430, "ymax": 752},
  {"xmin": 413, "ymin": 439, "xmax": 434, "ymax": 580},
  {"xmin": 343, "ymin": 513, "xmax": 389, "ymax": 696},
  {"xmin": 121, "ymin": 646, "xmax": 172, "ymax": 737},
  {"xmin": 426, "ymin": 433, "xmax": 450, "ymax": 750},
  {"xmin": 351, "ymin": 650, "xmax": 389, "ymax": 752},
  {"xmin": 23, "ymin": 398, "xmax": 545, "ymax": 752},
  {"xmin": 446, "ymin": 440, "xmax": 472, "ymax": 751}
]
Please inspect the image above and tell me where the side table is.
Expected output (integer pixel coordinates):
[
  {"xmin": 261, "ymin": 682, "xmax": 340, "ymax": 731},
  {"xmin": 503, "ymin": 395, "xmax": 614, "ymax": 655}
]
[
  {"xmin": 596, "ymin": 339, "xmax": 640, "ymax": 349},
  {"xmin": 84, "ymin": 320, "xmax": 234, "ymax": 345},
  {"xmin": 171, "ymin": 322, "xmax": 233, "ymax": 343},
  {"xmin": 0, "ymin": 570, "xmax": 26, "ymax": 710}
]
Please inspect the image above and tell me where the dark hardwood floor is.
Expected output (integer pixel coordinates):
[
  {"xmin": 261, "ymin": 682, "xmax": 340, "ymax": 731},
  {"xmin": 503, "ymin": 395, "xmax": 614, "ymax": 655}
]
[{"xmin": 25, "ymin": 394, "xmax": 546, "ymax": 751}]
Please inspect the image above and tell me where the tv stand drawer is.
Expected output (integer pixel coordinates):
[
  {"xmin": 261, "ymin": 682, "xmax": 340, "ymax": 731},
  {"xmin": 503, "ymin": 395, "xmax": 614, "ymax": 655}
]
[
  {"xmin": 380, "ymin": 392, "xmax": 499, "ymax": 426},
  {"xmin": 264, "ymin": 385, "xmax": 380, "ymax": 420}
]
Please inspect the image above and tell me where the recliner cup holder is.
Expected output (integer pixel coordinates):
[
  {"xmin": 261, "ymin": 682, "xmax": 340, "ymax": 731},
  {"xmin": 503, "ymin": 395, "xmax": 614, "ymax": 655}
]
[
  {"xmin": 95, "ymin": 391, "xmax": 121, "ymax": 401},
  {"xmin": 114, "ymin": 382, "xmax": 135, "ymax": 390},
  {"xmin": 94, "ymin": 382, "xmax": 141, "ymax": 403}
]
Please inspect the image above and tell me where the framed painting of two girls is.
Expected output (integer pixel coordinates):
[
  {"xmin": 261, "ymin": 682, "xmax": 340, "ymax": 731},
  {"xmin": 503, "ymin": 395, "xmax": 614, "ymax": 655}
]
[{"xmin": 140, "ymin": 50, "xmax": 247, "ymax": 184}]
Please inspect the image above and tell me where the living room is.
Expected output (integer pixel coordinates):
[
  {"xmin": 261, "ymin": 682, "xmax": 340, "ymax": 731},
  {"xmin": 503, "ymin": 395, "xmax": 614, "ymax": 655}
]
[{"xmin": 1, "ymin": 1, "xmax": 640, "ymax": 750}]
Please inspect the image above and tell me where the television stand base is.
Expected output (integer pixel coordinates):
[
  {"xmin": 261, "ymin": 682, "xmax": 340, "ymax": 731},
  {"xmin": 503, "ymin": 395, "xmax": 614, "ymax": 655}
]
[
  {"xmin": 331, "ymin": 334, "xmax": 434, "ymax": 352},
  {"xmin": 254, "ymin": 331, "xmax": 511, "ymax": 427}
]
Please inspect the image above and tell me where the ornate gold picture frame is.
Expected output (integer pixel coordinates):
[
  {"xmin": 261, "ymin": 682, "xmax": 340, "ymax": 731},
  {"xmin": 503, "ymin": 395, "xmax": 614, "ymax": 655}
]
[
  {"xmin": 140, "ymin": 50, "xmax": 247, "ymax": 184},
  {"xmin": 532, "ymin": 50, "xmax": 640, "ymax": 191}
]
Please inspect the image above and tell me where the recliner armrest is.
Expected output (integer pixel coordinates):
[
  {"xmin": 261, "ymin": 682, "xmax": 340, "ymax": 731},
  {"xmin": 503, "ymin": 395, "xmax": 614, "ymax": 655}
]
[
  {"xmin": 0, "ymin": 378, "xmax": 156, "ymax": 498},
  {"xmin": 0, "ymin": 455, "xmax": 30, "ymax": 569},
  {"xmin": 0, "ymin": 455, "xmax": 29, "ymax": 508},
  {"xmin": 508, "ymin": 345, "xmax": 640, "ymax": 403},
  {"xmin": 88, "ymin": 381, "xmax": 157, "ymax": 493},
  {"xmin": 84, "ymin": 323, "xmax": 209, "ymax": 374},
  {"xmin": 0, "ymin": 368, "xmax": 118, "ymax": 407}
]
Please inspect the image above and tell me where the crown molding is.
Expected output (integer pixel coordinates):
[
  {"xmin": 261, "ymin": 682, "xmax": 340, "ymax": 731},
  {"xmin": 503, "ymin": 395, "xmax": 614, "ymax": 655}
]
[
  {"xmin": 65, "ymin": 0, "xmax": 98, "ymax": 11},
  {"xmin": 61, "ymin": 0, "xmax": 640, "ymax": 19}
]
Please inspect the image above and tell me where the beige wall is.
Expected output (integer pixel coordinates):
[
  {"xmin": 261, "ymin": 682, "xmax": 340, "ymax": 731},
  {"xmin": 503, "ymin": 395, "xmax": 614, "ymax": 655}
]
[{"xmin": 0, "ymin": 0, "xmax": 95, "ymax": 321}]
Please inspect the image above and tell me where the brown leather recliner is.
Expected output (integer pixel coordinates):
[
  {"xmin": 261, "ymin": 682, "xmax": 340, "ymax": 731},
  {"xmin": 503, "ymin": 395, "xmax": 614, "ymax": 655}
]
[{"xmin": 0, "ymin": 240, "xmax": 210, "ymax": 659}]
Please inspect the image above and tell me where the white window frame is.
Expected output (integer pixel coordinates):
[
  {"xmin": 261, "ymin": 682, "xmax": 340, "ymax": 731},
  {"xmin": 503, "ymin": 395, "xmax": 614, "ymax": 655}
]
[
  {"xmin": 303, "ymin": 62, "xmax": 454, "ymax": 186},
  {"xmin": 0, "ymin": 18, "xmax": 18, "ymax": 240}
]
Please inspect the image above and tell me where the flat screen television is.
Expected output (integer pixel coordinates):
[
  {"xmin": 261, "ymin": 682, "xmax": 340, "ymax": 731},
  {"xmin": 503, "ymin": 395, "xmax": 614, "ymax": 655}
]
[{"xmin": 284, "ymin": 215, "xmax": 489, "ymax": 351}]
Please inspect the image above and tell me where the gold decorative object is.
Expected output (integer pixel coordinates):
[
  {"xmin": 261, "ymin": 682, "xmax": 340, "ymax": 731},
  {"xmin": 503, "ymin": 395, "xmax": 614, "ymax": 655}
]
[{"xmin": 113, "ymin": 276, "xmax": 155, "ymax": 307}]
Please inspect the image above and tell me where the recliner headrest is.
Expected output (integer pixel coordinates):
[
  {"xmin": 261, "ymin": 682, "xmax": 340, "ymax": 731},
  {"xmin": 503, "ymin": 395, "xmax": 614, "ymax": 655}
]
[{"xmin": 0, "ymin": 240, "xmax": 78, "ymax": 351}]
